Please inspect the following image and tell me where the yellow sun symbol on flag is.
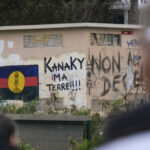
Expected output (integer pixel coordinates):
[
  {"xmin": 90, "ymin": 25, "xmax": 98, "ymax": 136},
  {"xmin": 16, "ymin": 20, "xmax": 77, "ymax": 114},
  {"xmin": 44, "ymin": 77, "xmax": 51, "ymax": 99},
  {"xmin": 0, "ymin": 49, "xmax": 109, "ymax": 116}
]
[{"xmin": 8, "ymin": 71, "xmax": 25, "ymax": 93}]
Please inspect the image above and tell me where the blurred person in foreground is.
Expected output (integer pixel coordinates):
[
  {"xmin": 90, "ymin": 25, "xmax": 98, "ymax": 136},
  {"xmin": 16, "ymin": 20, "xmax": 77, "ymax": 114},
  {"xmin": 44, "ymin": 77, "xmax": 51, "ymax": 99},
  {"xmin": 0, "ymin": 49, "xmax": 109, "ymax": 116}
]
[
  {"xmin": 96, "ymin": 4, "xmax": 150, "ymax": 150},
  {"xmin": 0, "ymin": 115, "xmax": 18, "ymax": 150},
  {"xmin": 97, "ymin": 103, "xmax": 150, "ymax": 150}
]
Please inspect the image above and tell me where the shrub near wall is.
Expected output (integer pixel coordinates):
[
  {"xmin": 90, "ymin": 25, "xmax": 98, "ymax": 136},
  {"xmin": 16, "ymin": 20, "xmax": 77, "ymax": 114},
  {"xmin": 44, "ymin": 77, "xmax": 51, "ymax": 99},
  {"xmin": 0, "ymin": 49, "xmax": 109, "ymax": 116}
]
[
  {"xmin": 20, "ymin": 142, "xmax": 36, "ymax": 150},
  {"xmin": 0, "ymin": 100, "xmax": 37, "ymax": 114}
]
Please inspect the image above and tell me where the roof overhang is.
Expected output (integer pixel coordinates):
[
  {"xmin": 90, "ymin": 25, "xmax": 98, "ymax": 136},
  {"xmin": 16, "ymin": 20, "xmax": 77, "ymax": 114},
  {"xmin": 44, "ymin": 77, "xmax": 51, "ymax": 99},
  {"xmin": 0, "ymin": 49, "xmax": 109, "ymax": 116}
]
[{"xmin": 0, "ymin": 23, "xmax": 143, "ymax": 31}]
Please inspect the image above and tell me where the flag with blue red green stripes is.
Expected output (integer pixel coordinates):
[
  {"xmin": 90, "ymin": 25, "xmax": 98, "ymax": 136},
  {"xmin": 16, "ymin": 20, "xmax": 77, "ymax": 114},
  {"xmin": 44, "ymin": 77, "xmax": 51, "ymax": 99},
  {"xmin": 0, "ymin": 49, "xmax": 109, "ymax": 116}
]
[{"xmin": 0, "ymin": 65, "xmax": 39, "ymax": 101}]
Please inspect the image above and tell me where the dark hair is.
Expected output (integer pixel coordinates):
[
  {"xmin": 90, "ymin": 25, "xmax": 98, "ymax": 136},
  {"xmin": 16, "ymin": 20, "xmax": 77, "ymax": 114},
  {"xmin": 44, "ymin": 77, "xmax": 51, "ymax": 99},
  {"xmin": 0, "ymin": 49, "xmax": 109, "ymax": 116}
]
[
  {"xmin": 104, "ymin": 103, "xmax": 150, "ymax": 142},
  {"xmin": 0, "ymin": 115, "xmax": 17, "ymax": 150}
]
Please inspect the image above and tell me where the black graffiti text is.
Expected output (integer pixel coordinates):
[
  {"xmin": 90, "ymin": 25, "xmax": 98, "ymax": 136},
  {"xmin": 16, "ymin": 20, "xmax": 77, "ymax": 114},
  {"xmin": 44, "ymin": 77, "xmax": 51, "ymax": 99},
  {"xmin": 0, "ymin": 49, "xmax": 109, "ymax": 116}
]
[
  {"xmin": 46, "ymin": 80, "xmax": 81, "ymax": 91},
  {"xmin": 52, "ymin": 73, "xmax": 68, "ymax": 82},
  {"xmin": 101, "ymin": 70, "xmax": 141, "ymax": 96},
  {"xmin": 44, "ymin": 57, "xmax": 85, "ymax": 73},
  {"xmin": 87, "ymin": 52, "xmax": 121, "ymax": 74}
]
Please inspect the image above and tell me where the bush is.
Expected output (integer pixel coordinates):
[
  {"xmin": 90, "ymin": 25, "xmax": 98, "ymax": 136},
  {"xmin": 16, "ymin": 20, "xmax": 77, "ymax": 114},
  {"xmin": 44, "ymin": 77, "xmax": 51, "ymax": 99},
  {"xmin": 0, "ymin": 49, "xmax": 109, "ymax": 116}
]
[
  {"xmin": 16, "ymin": 100, "xmax": 37, "ymax": 114},
  {"xmin": 71, "ymin": 107, "xmax": 90, "ymax": 116},
  {"xmin": 70, "ymin": 113, "xmax": 104, "ymax": 150},
  {"xmin": 0, "ymin": 104, "xmax": 17, "ymax": 114},
  {"xmin": 20, "ymin": 142, "xmax": 36, "ymax": 150},
  {"xmin": 109, "ymin": 99, "xmax": 125, "ymax": 116},
  {"xmin": 0, "ymin": 100, "xmax": 38, "ymax": 114}
]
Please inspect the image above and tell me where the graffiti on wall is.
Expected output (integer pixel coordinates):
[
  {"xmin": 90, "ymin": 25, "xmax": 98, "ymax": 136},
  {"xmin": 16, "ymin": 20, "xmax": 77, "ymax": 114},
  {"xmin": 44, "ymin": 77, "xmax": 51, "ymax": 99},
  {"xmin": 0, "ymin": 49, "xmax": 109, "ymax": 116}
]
[
  {"xmin": 0, "ymin": 50, "xmax": 86, "ymax": 108},
  {"xmin": 44, "ymin": 56, "xmax": 84, "ymax": 91},
  {"xmin": 87, "ymin": 49, "xmax": 142, "ymax": 99},
  {"xmin": 42, "ymin": 53, "xmax": 86, "ymax": 107},
  {"xmin": 127, "ymin": 39, "xmax": 141, "ymax": 48}
]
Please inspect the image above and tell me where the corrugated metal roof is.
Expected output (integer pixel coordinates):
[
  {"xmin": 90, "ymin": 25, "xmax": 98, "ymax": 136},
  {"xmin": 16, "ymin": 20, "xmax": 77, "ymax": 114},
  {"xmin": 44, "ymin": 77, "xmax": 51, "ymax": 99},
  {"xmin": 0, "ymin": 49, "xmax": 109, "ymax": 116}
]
[{"xmin": 0, "ymin": 23, "xmax": 143, "ymax": 31}]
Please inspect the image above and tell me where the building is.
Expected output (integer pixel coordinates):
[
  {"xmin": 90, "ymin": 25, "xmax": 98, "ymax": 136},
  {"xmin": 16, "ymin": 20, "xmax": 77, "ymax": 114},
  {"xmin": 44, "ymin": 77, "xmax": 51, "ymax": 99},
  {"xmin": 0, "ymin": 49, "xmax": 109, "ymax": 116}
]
[
  {"xmin": 113, "ymin": 0, "xmax": 150, "ymax": 24},
  {"xmin": 0, "ymin": 23, "xmax": 144, "ymax": 114}
]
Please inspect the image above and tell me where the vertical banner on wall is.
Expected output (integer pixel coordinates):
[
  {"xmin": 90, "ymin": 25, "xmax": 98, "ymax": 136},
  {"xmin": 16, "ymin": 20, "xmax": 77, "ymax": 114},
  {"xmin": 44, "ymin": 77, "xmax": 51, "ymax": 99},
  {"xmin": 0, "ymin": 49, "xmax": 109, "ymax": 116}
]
[{"xmin": 0, "ymin": 65, "xmax": 39, "ymax": 101}]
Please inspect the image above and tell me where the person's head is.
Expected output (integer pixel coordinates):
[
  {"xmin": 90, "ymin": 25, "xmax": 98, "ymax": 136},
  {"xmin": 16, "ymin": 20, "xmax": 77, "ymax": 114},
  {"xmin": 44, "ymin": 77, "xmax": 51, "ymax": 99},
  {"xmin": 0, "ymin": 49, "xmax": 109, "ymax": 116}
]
[
  {"xmin": 97, "ymin": 103, "xmax": 150, "ymax": 150},
  {"xmin": 0, "ymin": 115, "xmax": 18, "ymax": 150},
  {"xmin": 140, "ymin": 4, "xmax": 150, "ymax": 91},
  {"xmin": 104, "ymin": 103, "xmax": 150, "ymax": 141}
]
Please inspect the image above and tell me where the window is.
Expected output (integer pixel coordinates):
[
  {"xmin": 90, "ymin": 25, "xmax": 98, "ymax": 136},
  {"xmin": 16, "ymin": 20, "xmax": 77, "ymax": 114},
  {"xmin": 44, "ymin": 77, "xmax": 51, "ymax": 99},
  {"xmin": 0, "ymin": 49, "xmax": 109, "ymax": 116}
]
[
  {"xmin": 24, "ymin": 34, "xmax": 63, "ymax": 48},
  {"xmin": 90, "ymin": 33, "xmax": 121, "ymax": 46}
]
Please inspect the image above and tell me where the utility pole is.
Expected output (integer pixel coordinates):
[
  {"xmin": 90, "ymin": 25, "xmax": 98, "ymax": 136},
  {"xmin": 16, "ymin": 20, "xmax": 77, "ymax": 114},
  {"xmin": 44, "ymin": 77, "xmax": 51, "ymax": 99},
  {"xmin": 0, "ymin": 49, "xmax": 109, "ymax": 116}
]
[
  {"xmin": 130, "ymin": 0, "xmax": 139, "ymax": 24},
  {"xmin": 122, "ymin": 0, "xmax": 130, "ymax": 24}
]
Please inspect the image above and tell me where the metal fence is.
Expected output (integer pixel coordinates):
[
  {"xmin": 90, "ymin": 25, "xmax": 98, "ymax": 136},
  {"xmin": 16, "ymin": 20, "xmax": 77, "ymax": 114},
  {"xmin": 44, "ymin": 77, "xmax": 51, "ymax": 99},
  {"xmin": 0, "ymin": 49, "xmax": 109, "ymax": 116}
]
[{"xmin": 8, "ymin": 114, "xmax": 91, "ymax": 150}]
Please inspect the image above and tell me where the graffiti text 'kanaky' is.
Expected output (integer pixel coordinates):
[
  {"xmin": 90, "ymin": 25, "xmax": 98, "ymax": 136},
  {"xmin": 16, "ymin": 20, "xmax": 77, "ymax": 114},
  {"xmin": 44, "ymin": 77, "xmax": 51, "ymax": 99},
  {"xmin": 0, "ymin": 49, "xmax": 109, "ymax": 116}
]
[{"xmin": 44, "ymin": 57, "xmax": 85, "ymax": 73}]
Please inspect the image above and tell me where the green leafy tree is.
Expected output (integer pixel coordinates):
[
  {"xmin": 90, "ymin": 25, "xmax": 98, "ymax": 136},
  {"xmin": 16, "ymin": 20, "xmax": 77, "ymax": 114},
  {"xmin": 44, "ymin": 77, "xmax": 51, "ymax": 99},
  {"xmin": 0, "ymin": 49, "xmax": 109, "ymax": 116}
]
[{"xmin": 0, "ymin": 0, "xmax": 116, "ymax": 25}]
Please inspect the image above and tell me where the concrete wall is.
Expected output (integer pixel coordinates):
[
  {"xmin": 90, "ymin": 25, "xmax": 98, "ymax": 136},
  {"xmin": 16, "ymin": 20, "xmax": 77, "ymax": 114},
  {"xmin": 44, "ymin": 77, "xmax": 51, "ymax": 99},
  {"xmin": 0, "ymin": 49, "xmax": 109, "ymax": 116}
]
[
  {"xmin": 85, "ymin": 28, "xmax": 143, "ymax": 113},
  {"xmin": 0, "ymin": 28, "xmax": 87, "ymax": 108},
  {"xmin": 0, "ymin": 26, "xmax": 143, "ymax": 112}
]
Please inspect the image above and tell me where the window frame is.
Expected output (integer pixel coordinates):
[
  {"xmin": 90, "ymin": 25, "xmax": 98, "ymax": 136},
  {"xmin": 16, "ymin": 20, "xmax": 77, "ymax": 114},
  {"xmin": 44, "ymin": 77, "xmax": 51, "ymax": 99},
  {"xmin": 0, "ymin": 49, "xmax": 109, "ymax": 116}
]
[
  {"xmin": 24, "ymin": 34, "xmax": 63, "ymax": 48},
  {"xmin": 90, "ymin": 33, "xmax": 122, "ymax": 47}
]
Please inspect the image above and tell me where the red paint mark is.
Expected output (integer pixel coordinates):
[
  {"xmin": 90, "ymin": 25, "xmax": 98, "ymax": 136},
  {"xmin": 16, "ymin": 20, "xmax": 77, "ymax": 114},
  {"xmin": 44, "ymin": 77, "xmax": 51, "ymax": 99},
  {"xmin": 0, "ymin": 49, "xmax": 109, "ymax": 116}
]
[
  {"xmin": 51, "ymin": 74, "xmax": 54, "ymax": 81},
  {"xmin": 121, "ymin": 31, "xmax": 133, "ymax": 35}
]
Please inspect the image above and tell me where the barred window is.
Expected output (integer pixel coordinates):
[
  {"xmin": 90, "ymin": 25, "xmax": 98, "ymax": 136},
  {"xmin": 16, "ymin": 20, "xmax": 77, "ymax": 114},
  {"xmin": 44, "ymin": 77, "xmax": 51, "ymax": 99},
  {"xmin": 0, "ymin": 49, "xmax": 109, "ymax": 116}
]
[
  {"xmin": 24, "ymin": 34, "xmax": 63, "ymax": 48},
  {"xmin": 90, "ymin": 33, "xmax": 121, "ymax": 46}
]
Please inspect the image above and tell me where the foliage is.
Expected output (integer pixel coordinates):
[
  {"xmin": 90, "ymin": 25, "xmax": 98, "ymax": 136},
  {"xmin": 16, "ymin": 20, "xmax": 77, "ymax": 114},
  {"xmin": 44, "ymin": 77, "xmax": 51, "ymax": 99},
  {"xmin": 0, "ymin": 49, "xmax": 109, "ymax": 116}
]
[
  {"xmin": 72, "ymin": 107, "xmax": 90, "ymax": 116},
  {"xmin": 0, "ymin": 99, "xmax": 91, "ymax": 115},
  {"xmin": 71, "ymin": 139, "xmax": 90, "ymax": 150},
  {"xmin": 47, "ymin": 108, "xmax": 58, "ymax": 114},
  {"xmin": 71, "ymin": 114, "xmax": 105, "ymax": 150},
  {"xmin": 109, "ymin": 99, "xmax": 125, "ymax": 116},
  {"xmin": 0, "ymin": 100, "xmax": 37, "ymax": 114},
  {"xmin": 0, "ymin": 103, "xmax": 18, "ymax": 114},
  {"xmin": 16, "ymin": 100, "xmax": 37, "ymax": 114},
  {"xmin": 19, "ymin": 142, "xmax": 36, "ymax": 150},
  {"xmin": 0, "ymin": 0, "xmax": 117, "ymax": 26},
  {"xmin": 46, "ymin": 105, "xmax": 90, "ymax": 115}
]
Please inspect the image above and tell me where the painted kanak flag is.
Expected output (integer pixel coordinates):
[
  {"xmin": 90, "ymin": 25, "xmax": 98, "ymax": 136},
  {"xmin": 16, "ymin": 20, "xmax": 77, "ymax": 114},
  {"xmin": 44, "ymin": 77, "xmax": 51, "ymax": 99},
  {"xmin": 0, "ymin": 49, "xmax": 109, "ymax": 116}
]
[{"xmin": 0, "ymin": 65, "xmax": 39, "ymax": 101}]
